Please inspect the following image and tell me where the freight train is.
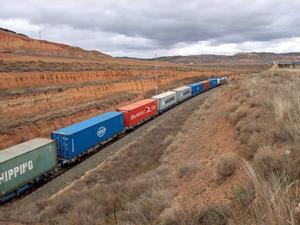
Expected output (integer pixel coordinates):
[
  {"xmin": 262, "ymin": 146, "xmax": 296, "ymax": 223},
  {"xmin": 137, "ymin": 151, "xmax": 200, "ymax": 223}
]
[{"xmin": 0, "ymin": 77, "xmax": 227, "ymax": 203}]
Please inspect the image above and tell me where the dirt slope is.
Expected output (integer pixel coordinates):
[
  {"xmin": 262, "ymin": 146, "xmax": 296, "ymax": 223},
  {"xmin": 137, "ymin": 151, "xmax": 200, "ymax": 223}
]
[{"xmin": 0, "ymin": 28, "xmax": 110, "ymax": 59}]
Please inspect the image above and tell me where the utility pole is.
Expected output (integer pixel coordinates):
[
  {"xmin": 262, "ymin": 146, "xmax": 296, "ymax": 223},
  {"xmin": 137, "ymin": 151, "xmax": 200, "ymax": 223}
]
[{"xmin": 155, "ymin": 53, "xmax": 158, "ymax": 95}]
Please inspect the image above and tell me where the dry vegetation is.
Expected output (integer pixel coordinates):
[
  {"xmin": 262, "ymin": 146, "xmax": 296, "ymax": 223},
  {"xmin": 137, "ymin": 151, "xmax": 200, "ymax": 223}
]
[
  {"xmin": 216, "ymin": 153, "xmax": 238, "ymax": 182},
  {"xmin": 226, "ymin": 69, "xmax": 300, "ymax": 224},
  {"xmin": 1, "ymin": 68, "xmax": 299, "ymax": 225},
  {"xmin": 33, "ymin": 102, "xmax": 198, "ymax": 225}
]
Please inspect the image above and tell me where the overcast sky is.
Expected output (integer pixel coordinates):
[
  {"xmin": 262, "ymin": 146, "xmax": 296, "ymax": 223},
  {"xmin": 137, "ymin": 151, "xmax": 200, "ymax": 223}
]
[{"xmin": 1, "ymin": 0, "xmax": 300, "ymax": 58}]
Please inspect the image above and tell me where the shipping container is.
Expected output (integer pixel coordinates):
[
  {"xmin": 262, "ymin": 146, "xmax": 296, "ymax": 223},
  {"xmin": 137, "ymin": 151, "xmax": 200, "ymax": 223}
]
[
  {"xmin": 117, "ymin": 99, "xmax": 157, "ymax": 128},
  {"xmin": 219, "ymin": 77, "xmax": 228, "ymax": 85},
  {"xmin": 209, "ymin": 78, "xmax": 218, "ymax": 88},
  {"xmin": 51, "ymin": 112, "xmax": 124, "ymax": 161},
  {"xmin": 152, "ymin": 91, "xmax": 177, "ymax": 112},
  {"xmin": 189, "ymin": 82, "xmax": 203, "ymax": 96},
  {"xmin": 0, "ymin": 138, "xmax": 56, "ymax": 199},
  {"xmin": 200, "ymin": 80, "xmax": 210, "ymax": 91},
  {"xmin": 173, "ymin": 86, "xmax": 192, "ymax": 102}
]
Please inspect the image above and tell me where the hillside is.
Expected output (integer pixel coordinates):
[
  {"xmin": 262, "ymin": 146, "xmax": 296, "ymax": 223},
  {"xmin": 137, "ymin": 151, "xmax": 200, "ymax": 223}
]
[
  {"xmin": 0, "ymin": 28, "xmax": 271, "ymax": 150},
  {"xmin": 0, "ymin": 27, "xmax": 111, "ymax": 59},
  {"xmin": 154, "ymin": 52, "xmax": 300, "ymax": 64},
  {"xmin": 1, "ymin": 68, "xmax": 299, "ymax": 225}
]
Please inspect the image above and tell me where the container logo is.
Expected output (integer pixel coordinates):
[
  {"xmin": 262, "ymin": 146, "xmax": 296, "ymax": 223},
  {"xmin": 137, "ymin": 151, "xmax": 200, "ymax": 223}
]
[
  {"xmin": 97, "ymin": 126, "xmax": 106, "ymax": 138},
  {"xmin": 146, "ymin": 106, "xmax": 151, "ymax": 113}
]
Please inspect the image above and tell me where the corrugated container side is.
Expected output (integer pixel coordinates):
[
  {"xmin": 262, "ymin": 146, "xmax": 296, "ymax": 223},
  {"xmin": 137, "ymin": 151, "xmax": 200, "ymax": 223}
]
[
  {"xmin": 152, "ymin": 91, "xmax": 177, "ymax": 112},
  {"xmin": 189, "ymin": 82, "xmax": 203, "ymax": 96},
  {"xmin": 209, "ymin": 78, "xmax": 218, "ymax": 88},
  {"xmin": 52, "ymin": 112, "xmax": 124, "ymax": 160},
  {"xmin": 201, "ymin": 80, "xmax": 210, "ymax": 90},
  {"xmin": 117, "ymin": 99, "xmax": 157, "ymax": 128},
  {"xmin": 173, "ymin": 86, "xmax": 192, "ymax": 102},
  {"xmin": 0, "ymin": 139, "xmax": 56, "ymax": 197}
]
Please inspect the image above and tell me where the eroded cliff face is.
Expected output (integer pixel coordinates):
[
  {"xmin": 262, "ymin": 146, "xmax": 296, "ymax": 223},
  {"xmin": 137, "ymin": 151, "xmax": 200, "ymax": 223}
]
[{"xmin": 0, "ymin": 67, "xmax": 222, "ymax": 149}]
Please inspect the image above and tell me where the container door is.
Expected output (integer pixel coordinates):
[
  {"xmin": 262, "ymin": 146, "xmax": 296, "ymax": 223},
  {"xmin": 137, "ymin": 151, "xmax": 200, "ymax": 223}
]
[{"xmin": 61, "ymin": 136, "xmax": 70, "ymax": 160}]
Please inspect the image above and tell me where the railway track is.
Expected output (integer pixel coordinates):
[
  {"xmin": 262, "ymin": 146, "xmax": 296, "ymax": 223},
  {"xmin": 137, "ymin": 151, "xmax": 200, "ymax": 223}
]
[
  {"xmin": 1, "ymin": 113, "xmax": 159, "ymax": 205},
  {"xmin": 1, "ymin": 80, "xmax": 224, "ymax": 206}
]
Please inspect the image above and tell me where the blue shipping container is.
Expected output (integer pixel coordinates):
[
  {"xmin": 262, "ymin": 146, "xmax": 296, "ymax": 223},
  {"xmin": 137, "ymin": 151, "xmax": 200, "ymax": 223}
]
[
  {"xmin": 51, "ymin": 112, "xmax": 125, "ymax": 161},
  {"xmin": 189, "ymin": 82, "xmax": 203, "ymax": 96},
  {"xmin": 209, "ymin": 78, "xmax": 218, "ymax": 88}
]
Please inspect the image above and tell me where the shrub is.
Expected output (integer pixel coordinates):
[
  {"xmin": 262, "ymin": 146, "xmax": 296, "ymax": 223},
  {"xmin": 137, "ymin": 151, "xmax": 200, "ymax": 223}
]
[
  {"xmin": 253, "ymin": 146, "xmax": 280, "ymax": 178},
  {"xmin": 121, "ymin": 188, "xmax": 172, "ymax": 225},
  {"xmin": 177, "ymin": 163, "xmax": 198, "ymax": 179},
  {"xmin": 161, "ymin": 204, "xmax": 230, "ymax": 225},
  {"xmin": 228, "ymin": 106, "xmax": 249, "ymax": 126},
  {"xmin": 216, "ymin": 153, "xmax": 238, "ymax": 180},
  {"xmin": 177, "ymin": 166, "xmax": 192, "ymax": 179},
  {"xmin": 232, "ymin": 182, "xmax": 255, "ymax": 207}
]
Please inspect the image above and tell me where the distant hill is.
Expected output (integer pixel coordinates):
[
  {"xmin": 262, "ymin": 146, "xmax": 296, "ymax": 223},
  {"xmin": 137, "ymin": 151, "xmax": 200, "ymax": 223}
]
[
  {"xmin": 149, "ymin": 52, "xmax": 300, "ymax": 64},
  {"xmin": 0, "ymin": 27, "xmax": 111, "ymax": 59}
]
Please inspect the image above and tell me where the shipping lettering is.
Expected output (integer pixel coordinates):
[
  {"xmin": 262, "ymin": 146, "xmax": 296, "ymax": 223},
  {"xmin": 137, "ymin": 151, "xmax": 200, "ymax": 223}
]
[
  {"xmin": 130, "ymin": 105, "xmax": 155, "ymax": 120},
  {"xmin": 0, "ymin": 161, "xmax": 33, "ymax": 184}
]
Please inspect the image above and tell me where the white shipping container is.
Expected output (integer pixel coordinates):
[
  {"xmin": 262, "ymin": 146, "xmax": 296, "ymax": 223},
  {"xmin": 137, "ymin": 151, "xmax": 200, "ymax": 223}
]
[
  {"xmin": 173, "ymin": 86, "xmax": 192, "ymax": 102},
  {"xmin": 152, "ymin": 91, "xmax": 177, "ymax": 112}
]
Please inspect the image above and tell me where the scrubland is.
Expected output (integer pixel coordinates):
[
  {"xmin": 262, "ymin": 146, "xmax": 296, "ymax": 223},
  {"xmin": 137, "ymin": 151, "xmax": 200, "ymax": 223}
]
[
  {"xmin": 226, "ymin": 68, "xmax": 300, "ymax": 225},
  {"xmin": 1, "ymin": 68, "xmax": 299, "ymax": 225}
]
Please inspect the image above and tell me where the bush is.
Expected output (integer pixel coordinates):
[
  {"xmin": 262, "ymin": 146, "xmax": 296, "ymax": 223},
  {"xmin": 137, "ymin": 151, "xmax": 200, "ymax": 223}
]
[
  {"xmin": 228, "ymin": 106, "xmax": 249, "ymax": 126},
  {"xmin": 216, "ymin": 153, "xmax": 238, "ymax": 180},
  {"xmin": 177, "ymin": 163, "xmax": 198, "ymax": 179},
  {"xmin": 253, "ymin": 146, "xmax": 280, "ymax": 178},
  {"xmin": 161, "ymin": 204, "xmax": 230, "ymax": 225},
  {"xmin": 121, "ymin": 188, "xmax": 172, "ymax": 225},
  {"xmin": 232, "ymin": 182, "xmax": 255, "ymax": 207}
]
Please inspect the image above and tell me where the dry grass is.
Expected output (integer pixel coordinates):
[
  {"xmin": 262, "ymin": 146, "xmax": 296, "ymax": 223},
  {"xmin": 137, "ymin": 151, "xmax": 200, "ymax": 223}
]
[
  {"xmin": 231, "ymin": 161, "xmax": 300, "ymax": 225},
  {"xmin": 37, "ymin": 97, "xmax": 200, "ymax": 225},
  {"xmin": 216, "ymin": 153, "xmax": 238, "ymax": 181},
  {"xmin": 161, "ymin": 203, "xmax": 230, "ymax": 225},
  {"xmin": 226, "ymin": 69, "xmax": 300, "ymax": 224},
  {"xmin": 253, "ymin": 146, "xmax": 280, "ymax": 178},
  {"xmin": 40, "ymin": 171, "xmax": 174, "ymax": 225}
]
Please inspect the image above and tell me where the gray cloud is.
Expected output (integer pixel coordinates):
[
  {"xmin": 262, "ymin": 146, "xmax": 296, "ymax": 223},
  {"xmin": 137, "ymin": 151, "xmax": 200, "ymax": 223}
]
[{"xmin": 0, "ymin": 0, "xmax": 300, "ymax": 57}]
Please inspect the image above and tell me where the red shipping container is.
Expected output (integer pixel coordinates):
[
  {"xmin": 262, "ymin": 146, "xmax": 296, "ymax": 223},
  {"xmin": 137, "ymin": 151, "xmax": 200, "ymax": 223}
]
[
  {"xmin": 117, "ymin": 99, "xmax": 157, "ymax": 128},
  {"xmin": 200, "ymin": 80, "xmax": 210, "ymax": 90}
]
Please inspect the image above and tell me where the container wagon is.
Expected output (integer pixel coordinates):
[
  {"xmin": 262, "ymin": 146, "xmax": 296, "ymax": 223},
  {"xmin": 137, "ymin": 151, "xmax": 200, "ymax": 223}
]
[
  {"xmin": 117, "ymin": 99, "xmax": 157, "ymax": 128},
  {"xmin": 209, "ymin": 78, "xmax": 218, "ymax": 88},
  {"xmin": 0, "ymin": 138, "xmax": 57, "ymax": 203},
  {"xmin": 189, "ymin": 82, "xmax": 203, "ymax": 96},
  {"xmin": 152, "ymin": 91, "xmax": 177, "ymax": 113},
  {"xmin": 173, "ymin": 86, "xmax": 192, "ymax": 102},
  {"xmin": 219, "ymin": 77, "xmax": 228, "ymax": 85},
  {"xmin": 200, "ymin": 80, "xmax": 210, "ymax": 91},
  {"xmin": 51, "ymin": 112, "xmax": 124, "ymax": 162}
]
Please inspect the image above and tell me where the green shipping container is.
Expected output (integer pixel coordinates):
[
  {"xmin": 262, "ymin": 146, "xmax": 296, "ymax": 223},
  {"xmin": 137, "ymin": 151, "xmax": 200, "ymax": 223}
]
[{"xmin": 0, "ymin": 138, "xmax": 57, "ymax": 197}]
